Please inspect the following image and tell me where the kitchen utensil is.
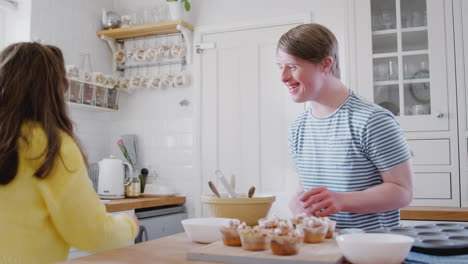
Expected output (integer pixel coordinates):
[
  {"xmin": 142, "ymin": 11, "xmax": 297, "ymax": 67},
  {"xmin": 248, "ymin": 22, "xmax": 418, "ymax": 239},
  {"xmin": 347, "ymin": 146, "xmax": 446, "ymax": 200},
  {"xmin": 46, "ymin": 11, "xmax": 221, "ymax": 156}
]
[
  {"xmin": 229, "ymin": 174, "xmax": 235, "ymax": 190},
  {"xmin": 208, "ymin": 181, "xmax": 221, "ymax": 197},
  {"xmin": 248, "ymin": 186, "xmax": 255, "ymax": 198},
  {"xmin": 215, "ymin": 170, "xmax": 237, "ymax": 198},
  {"xmin": 201, "ymin": 195, "xmax": 275, "ymax": 226},
  {"xmin": 139, "ymin": 168, "xmax": 148, "ymax": 193},
  {"xmin": 181, "ymin": 218, "xmax": 233, "ymax": 243},
  {"xmin": 97, "ymin": 155, "xmax": 133, "ymax": 199},
  {"xmin": 336, "ymin": 233, "xmax": 414, "ymax": 264}
]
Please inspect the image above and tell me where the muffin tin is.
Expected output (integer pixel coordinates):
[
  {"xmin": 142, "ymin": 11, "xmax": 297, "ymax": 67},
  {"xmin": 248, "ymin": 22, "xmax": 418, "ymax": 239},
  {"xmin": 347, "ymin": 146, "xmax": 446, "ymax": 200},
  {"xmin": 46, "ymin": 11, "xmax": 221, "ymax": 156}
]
[{"xmin": 366, "ymin": 223, "xmax": 468, "ymax": 256}]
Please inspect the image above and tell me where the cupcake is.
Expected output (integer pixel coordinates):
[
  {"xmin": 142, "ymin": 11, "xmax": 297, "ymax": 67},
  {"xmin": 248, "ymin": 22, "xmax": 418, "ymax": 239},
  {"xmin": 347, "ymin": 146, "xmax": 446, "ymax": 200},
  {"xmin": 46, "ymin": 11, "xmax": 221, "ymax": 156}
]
[
  {"xmin": 291, "ymin": 213, "xmax": 308, "ymax": 227},
  {"xmin": 321, "ymin": 217, "xmax": 337, "ymax": 238},
  {"xmin": 270, "ymin": 221, "xmax": 304, "ymax": 256},
  {"xmin": 238, "ymin": 226, "xmax": 270, "ymax": 251},
  {"xmin": 302, "ymin": 217, "xmax": 328, "ymax": 243},
  {"xmin": 219, "ymin": 219, "xmax": 244, "ymax": 246},
  {"xmin": 258, "ymin": 216, "xmax": 285, "ymax": 232}
]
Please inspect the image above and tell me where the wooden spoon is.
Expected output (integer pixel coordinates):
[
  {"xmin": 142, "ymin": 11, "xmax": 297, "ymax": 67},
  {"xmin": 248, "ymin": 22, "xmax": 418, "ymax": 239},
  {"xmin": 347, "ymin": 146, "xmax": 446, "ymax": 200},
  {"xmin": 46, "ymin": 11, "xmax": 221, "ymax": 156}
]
[
  {"xmin": 208, "ymin": 181, "xmax": 221, "ymax": 197},
  {"xmin": 248, "ymin": 186, "xmax": 255, "ymax": 198}
]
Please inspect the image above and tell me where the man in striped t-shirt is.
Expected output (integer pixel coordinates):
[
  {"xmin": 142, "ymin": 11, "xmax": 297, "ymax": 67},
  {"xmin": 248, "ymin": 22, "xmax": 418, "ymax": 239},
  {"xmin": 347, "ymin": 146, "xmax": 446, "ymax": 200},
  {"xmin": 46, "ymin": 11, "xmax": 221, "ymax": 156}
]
[{"xmin": 277, "ymin": 24, "xmax": 413, "ymax": 230}]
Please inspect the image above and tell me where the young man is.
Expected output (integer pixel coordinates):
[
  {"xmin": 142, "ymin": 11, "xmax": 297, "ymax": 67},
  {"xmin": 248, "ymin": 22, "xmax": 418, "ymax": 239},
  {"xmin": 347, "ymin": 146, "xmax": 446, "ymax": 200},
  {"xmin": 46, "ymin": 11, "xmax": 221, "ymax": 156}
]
[{"xmin": 277, "ymin": 24, "xmax": 413, "ymax": 230}]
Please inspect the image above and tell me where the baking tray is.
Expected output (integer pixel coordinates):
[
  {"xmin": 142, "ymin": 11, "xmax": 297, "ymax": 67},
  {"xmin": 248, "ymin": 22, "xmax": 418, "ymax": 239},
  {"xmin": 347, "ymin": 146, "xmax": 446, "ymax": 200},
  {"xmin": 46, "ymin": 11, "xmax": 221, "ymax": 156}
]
[{"xmin": 366, "ymin": 223, "xmax": 468, "ymax": 256}]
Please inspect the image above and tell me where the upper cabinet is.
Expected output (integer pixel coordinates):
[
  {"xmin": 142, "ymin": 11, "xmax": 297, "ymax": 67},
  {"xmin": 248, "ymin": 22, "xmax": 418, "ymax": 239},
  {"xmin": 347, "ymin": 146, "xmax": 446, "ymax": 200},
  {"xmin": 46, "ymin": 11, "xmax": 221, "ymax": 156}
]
[{"xmin": 355, "ymin": 0, "xmax": 452, "ymax": 132}]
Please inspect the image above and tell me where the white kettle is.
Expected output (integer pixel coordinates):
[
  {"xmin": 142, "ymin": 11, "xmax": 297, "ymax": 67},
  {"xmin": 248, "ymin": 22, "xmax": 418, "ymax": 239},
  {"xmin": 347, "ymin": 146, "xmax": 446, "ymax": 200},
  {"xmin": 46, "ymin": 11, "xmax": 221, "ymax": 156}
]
[{"xmin": 97, "ymin": 155, "xmax": 133, "ymax": 199}]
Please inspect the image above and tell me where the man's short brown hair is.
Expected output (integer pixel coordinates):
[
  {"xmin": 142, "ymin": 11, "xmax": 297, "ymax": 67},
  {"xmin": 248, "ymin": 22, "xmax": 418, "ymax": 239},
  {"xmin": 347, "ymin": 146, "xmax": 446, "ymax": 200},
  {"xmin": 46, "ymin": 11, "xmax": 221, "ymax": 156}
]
[{"xmin": 277, "ymin": 23, "xmax": 340, "ymax": 79}]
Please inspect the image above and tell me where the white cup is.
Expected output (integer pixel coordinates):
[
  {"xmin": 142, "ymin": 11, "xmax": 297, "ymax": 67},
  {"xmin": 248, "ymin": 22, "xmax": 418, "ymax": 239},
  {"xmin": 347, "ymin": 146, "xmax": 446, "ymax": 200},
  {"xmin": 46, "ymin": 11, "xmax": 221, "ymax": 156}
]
[
  {"xmin": 163, "ymin": 73, "xmax": 174, "ymax": 87},
  {"xmin": 174, "ymin": 71, "xmax": 189, "ymax": 87},
  {"xmin": 171, "ymin": 45, "xmax": 185, "ymax": 58},
  {"xmin": 150, "ymin": 76, "xmax": 162, "ymax": 89},
  {"xmin": 114, "ymin": 49, "xmax": 126, "ymax": 63},
  {"xmin": 144, "ymin": 48, "xmax": 158, "ymax": 61},
  {"xmin": 66, "ymin": 65, "xmax": 80, "ymax": 79},
  {"xmin": 92, "ymin": 72, "xmax": 105, "ymax": 85},
  {"xmin": 159, "ymin": 45, "xmax": 171, "ymax": 57},
  {"xmin": 133, "ymin": 49, "xmax": 146, "ymax": 62}
]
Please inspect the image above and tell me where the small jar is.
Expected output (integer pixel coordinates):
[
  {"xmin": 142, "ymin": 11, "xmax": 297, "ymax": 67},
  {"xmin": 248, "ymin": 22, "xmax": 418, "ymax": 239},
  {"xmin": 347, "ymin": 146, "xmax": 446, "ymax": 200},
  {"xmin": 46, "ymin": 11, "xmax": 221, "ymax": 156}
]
[{"xmin": 125, "ymin": 173, "xmax": 141, "ymax": 198}]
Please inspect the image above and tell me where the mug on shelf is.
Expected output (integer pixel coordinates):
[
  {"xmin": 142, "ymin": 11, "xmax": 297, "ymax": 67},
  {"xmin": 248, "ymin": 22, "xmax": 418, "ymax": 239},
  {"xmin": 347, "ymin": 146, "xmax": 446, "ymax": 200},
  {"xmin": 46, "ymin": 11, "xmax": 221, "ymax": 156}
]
[
  {"xmin": 150, "ymin": 75, "xmax": 162, "ymax": 89},
  {"xmin": 144, "ymin": 48, "xmax": 158, "ymax": 61},
  {"xmin": 163, "ymin": 73, "xmax": 174, "ymax": 87},
  {"xmin": 174, "ymin": 71, "xmax": 189, "ymax": 87},
  {"xmin": 114, "ymin": 49, "xmax": 126, "ymax": 64}
]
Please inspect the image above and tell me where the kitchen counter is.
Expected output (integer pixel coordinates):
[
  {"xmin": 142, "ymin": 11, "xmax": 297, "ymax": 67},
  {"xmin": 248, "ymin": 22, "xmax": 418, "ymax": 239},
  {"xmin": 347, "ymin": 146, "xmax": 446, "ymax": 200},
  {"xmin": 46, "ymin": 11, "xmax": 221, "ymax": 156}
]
[
  {"xmin": 60, "ymin": 233, "xmax": 224, "ymax": 264},
  {"xmin": 105, "ymin": 196, "xmax": 186, "ymax": 212},
  {"xmin": 401, "ymin": 206, "xmax": 468, "ymax": 221},
  {"xmin": 59, "ymin": 233, "xmax": 347, "ymax": 264}
]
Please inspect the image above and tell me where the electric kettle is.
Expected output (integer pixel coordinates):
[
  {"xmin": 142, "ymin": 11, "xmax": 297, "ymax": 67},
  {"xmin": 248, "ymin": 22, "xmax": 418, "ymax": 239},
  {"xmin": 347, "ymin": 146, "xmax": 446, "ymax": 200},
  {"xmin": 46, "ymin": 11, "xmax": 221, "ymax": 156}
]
[{"xmin": 97, "ymin": 155, "xmax": 133, "ymax": 199}]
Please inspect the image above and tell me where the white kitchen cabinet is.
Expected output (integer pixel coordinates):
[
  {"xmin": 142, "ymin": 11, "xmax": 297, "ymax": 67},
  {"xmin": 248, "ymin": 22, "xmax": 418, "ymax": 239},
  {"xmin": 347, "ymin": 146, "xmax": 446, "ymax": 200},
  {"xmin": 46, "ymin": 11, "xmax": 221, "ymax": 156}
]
[
  {"xmin": 454, "ymin": 0, "xmax": 468, "ymax": 207},
  {"xmin": 353, "ymin": 0, "xmax": 460, "ymax": 206}
]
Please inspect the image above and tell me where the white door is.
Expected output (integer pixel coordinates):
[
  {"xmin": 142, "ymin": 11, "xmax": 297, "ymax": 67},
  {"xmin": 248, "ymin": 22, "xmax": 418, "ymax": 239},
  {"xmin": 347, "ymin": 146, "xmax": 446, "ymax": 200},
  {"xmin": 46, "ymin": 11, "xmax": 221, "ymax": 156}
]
[
  {"xmin": 199, "ymin": 23, "xmax": 305, "ymax": 218},
  {"xmin": 355, "ymin": 0, "xmax": 452, "ymax": 132}
]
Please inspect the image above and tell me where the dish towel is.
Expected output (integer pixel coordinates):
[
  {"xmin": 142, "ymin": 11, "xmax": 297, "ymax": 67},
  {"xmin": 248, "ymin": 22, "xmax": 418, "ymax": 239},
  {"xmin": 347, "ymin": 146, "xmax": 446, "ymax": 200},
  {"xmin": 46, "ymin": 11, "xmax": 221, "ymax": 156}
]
[{"xmin": 405, "ymin": 252, "xmax": 468, "ymax": 264}]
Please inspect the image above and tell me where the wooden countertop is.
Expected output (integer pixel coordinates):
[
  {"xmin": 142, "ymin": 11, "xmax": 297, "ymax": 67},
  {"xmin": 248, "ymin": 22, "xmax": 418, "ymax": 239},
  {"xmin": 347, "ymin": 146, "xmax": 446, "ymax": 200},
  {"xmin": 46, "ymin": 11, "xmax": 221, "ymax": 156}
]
[
  {"xmin": 59, "ymin": 233, "xmax": 348, "ymax": 264},
  {"xmin": 401, "ymin": 206, "xmax": 468, "ymax": 221},
  {"xmin": 60, "ymin": 233, "xmax": 224, "ymax": 264},
  {"xmin": 105, "ymin": 196, "xmax": 186, "ymax": 212}
]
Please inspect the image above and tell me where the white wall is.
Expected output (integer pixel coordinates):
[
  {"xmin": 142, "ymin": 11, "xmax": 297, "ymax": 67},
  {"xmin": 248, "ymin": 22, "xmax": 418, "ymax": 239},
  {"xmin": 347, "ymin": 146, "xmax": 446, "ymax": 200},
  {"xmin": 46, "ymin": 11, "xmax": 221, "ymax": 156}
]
[
  {"xmin": 4, "ymin": 0, "xmax": 31, "ymax": 45},
  {"xmin": 28, "ymin": 0, "xmax": 115, "ymax": 163}
]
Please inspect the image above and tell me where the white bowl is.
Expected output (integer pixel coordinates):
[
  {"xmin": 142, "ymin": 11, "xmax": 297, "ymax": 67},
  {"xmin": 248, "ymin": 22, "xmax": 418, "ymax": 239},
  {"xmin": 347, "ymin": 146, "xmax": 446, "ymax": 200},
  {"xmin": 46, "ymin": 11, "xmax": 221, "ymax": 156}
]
[
  {"xmin": 181, "ymin": 218, "xmax": 232, "ymax": 243},
  {"xmin": 336, "ymin": 233, "xmax": 414, "ymax": 264}
]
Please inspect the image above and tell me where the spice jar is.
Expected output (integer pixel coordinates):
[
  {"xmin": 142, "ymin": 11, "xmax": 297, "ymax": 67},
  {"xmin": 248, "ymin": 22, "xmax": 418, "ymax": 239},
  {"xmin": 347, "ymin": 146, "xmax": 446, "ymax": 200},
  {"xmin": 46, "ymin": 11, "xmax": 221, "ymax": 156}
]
[{"xmin": 125, "ymin": 172, "xmax": 141, "ymax": 198}]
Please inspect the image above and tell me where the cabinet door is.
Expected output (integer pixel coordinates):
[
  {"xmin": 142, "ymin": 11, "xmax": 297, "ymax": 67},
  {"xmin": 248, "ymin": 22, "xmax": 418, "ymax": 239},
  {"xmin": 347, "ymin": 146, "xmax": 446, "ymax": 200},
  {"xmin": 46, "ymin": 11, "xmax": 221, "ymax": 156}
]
[{"xmin": 356, "ymin": 0, "xmax": 450, "ymax": 132}]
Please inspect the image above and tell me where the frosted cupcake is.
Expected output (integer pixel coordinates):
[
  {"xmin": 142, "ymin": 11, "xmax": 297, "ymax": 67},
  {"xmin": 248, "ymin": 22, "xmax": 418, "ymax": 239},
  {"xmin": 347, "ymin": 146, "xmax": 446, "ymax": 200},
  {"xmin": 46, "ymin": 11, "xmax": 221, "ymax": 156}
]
[
  {"xmin": 290, "ymin": 213, "xmax": 308, "ymax": 227},
  {"xmin": 258, "ymin": 216, "xmax": 285, "ymax": 233},
  {"xmin": 302, "ymin": 217, "xmax": 328, "ymax": 243},
  {"xmin": 270, "ymin": 221, "xmax": 304, "ymax": 256},
  {"xmin": 321, "ymin": 217, "xmax": 337, "ymax": 238},
  {"xmin": 220, "ymin": 219, "xmax": 244, "ymax": 246},
  {"xmin": 238, "ymin": 226, "xmax": 270, "ymax": 251}
]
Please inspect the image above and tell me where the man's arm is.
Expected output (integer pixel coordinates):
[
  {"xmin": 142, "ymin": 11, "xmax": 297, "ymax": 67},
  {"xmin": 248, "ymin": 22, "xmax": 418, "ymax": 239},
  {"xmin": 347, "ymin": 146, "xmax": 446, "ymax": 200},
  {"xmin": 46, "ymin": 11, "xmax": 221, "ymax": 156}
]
[{"xmin": 299, "ymin": 159, "xmax": 413, "ymax": 216}]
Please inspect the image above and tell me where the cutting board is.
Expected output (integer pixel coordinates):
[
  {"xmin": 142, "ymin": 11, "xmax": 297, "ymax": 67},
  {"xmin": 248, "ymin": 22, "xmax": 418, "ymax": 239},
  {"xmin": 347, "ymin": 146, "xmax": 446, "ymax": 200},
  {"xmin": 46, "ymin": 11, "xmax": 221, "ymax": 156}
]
[{"xmin": 186, "ymin": 238, "xmax": 344, "ymax": 264}]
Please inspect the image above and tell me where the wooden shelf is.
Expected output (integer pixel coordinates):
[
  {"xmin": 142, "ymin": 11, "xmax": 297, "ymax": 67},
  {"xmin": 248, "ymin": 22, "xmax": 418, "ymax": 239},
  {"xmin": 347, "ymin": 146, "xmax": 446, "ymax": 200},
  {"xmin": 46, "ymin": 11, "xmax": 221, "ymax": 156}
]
[
  {"xmin": 97, "ymin": 20, "xmax": 194, "ymax": 40},
  {"xmin": 67, "ymin": 102, "xmax": 117, "ymax": 112}
]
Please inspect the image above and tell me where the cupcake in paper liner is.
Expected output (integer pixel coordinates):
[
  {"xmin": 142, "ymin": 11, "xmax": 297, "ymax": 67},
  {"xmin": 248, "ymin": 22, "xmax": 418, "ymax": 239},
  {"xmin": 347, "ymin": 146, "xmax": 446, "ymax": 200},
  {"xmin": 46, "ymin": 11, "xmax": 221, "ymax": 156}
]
[
  {"xmin": 219, "ymin": 219, "xmax": 244, "ymax": 246},
  {"xmin": 270, "ymin": 221, "xmax": 304, "ymax": 256},
  {"xmin": 301, "ymin": 217, "xmax": 328, "ymax": 243},
  {"xmin": 238, "ymin": 226, "xmax": 270, "ymax": 251},
  {"xmin": 320, "ymin": 217, "xmax": 337, "ymax": 238}
]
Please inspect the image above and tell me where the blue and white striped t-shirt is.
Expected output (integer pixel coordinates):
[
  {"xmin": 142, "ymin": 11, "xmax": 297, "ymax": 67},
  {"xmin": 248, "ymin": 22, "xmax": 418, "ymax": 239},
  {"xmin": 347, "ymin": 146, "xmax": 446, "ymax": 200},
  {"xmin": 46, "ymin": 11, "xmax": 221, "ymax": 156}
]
[{"xmin": 289, "ymin": 91, "xmax": 411, "ymax": 230}]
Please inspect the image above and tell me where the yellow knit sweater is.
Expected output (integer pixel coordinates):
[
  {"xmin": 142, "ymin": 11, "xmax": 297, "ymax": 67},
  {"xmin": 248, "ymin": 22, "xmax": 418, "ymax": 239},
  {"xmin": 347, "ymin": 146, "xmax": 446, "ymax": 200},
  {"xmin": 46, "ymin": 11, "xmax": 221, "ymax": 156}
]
[{"xmin": 0, "ymin": 122, "xmax": 137, "ymax": 264}]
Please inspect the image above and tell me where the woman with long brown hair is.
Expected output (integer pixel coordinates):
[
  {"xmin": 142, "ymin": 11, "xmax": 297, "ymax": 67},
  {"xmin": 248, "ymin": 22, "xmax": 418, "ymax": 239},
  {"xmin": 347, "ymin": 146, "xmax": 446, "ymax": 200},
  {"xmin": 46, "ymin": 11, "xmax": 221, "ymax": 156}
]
[{"xmin": 0, "ymin": 42, "xmax": 138, "ymax": 263}]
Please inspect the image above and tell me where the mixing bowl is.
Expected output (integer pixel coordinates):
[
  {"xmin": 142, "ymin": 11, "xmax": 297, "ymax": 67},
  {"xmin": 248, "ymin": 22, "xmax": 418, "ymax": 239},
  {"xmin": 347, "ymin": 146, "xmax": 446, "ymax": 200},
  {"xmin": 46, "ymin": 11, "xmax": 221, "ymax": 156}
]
[
  {"xmin": 335, "ymin": 233, "xmax": 414, "ymax": 264},
  {"xmin": 201, "ymin": 194, "xmax": 275, "ymax": 226}
]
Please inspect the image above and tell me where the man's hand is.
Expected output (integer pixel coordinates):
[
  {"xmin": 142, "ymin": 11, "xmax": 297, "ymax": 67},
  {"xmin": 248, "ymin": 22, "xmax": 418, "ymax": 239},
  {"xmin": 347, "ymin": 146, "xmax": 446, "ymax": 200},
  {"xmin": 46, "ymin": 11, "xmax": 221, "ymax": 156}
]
[{"xmin": 299, "ymin": 186, "xmax": 344, "ymax": 217}]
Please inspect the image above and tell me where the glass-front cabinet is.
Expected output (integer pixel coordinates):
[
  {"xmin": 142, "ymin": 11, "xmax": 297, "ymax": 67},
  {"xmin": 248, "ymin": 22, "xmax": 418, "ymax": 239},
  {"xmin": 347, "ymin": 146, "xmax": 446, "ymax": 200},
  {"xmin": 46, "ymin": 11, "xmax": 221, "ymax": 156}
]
[{"xmin": 356, "ymin": 0, "xmax": 449, "ymax": 132}]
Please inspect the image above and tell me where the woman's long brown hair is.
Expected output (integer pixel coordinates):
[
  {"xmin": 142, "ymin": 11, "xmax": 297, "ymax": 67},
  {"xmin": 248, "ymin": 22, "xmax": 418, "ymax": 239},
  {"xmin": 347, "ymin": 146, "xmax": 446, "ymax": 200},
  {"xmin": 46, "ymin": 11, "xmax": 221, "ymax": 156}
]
[{"xmin": 0, "ymin": 42, "xmax": 86, "ymax": 185}]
